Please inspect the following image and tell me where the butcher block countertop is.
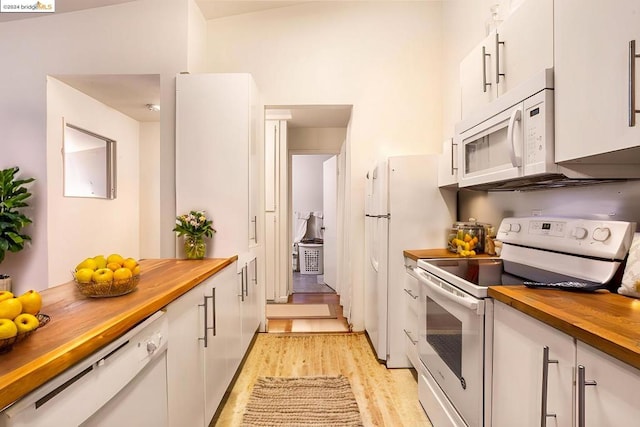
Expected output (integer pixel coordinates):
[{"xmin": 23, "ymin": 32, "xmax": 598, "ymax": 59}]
[
  {"xmin": 489, "ymin": 286, "xmax": 640, "ymax": 371},
  {"xmin": 0, "ymin": 257, "xmax": 236, "ymax": 410},
  {"xmin": 403, "ymin": 248, "xmax": 493, "ymax": 261}
]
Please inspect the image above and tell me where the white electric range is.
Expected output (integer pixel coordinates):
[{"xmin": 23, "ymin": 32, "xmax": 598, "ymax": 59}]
[{"xmin": 413, "ymin": 216, "xmax": 636, "ymax": 427}]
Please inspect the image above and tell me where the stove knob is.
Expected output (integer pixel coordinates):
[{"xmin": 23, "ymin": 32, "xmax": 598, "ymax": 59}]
[
  {"xmin": 509, "ymin": 223, "xmax": 521, "ymax": 232},
  {"xmin": 593, "ymin": 227, "xmax": 611, "ymax": 242},
  {"xmin": 573, "ymin": 227, "xmax": 588, "ymax": 240}
]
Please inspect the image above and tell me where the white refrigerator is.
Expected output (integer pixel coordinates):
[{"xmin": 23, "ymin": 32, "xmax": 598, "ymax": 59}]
[{"xmin": 364, "ymin": 155, "xmax": 456, "ymax": 368}]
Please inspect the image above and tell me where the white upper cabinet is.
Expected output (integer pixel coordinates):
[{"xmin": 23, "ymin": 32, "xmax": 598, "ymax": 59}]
[
  {"xmin": 460, "ymin": 0, "xmax": 553, "ymax": 119},
  {"xmin": 437, "ymin": 137, "xmax": 458, "ymax": 188},
  {"xmin": 176, "ymin": 73, "xmax": 262, "ymax": 257},
  {"xmin": 554, "ymin": 0, "xmax": 640, "ymax": 164}
]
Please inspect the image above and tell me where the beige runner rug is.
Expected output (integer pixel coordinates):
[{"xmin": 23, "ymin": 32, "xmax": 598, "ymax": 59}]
[
  {"xmin": 265, "ymin": 303, "xmax": 336, "ymax": 319},
  {"xmin": 241, "ymin": 375, "xmax": 363, "ymax": 427}
]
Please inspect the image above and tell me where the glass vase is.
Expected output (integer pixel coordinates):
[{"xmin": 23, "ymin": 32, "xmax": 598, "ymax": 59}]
[{"xmin": 184, "ymin": 235, "xmax": 206, "ymax": 260}]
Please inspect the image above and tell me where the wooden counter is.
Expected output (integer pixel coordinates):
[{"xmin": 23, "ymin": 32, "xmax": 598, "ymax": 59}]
[
  {"xmin": 403, "ymin": 248, "xmax": 494, "ymax": 261},
  {"xmin": 0, "ymin": 257, "xmax": 236, "ymax": 410},
  {"xmin": 488, "ymin": 286, "xmax": 640, "ymax": 371}
]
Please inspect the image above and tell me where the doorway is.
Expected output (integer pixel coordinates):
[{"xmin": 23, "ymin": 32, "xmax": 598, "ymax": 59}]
[
  {"xmin": 291, "ymin": 154, "xmax": 335, "ymax": 294},
  {"xmin": 263, "ymin": 105, "xmax": 352, "ymax": 333}
]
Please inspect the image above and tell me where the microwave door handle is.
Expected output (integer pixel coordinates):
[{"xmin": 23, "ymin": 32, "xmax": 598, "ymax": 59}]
[{"xmin": 507, "ymin": 107, "xmax": 522, "ymax": 167}]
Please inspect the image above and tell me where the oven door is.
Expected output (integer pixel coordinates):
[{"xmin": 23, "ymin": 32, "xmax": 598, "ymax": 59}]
[{"xmin": 414, "ymin": 267, "xmax": 486, "ymax": 427}]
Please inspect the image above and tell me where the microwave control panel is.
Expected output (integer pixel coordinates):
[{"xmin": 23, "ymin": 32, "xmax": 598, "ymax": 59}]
[{"xmin": 523, "ymin": 89, "xmax": 553, "ymax": 174}]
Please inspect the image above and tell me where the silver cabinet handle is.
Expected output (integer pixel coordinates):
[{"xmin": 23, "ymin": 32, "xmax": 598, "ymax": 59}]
[
  {"xmin": 450, "ymin": 139, "xmax": 458, "ymax": 176},
  {"xmin": 244, "ymin": 264, "xmax": 249, "ymax": 297},
  {"xmin": 403, "ymin": 329, "xmax": 418, "ymax": 345},
  {"xmin": 577, "ymin": 365, "xmax": 597, "ymax": 427},
  {"xmin": 629, "ymin": 40, "xmax": 640, "ymax": 126},
  {"xmin": 211, "ymin": 288, "xmax": 216, "ymax": 337},
  {"xmin": 198, "ymin": 291, "xmax": 215, "ymax": 347},
  {"xmin": 251, "ymin": 216, "xmax": 257, "ymax": 243},
  {"xmin": 238, "ymin": 269, "xmax": 245, "ymax": 302},
  {"xmin": 495, "ymin": 33, "xmax": 505, "ymax": 84},
  {"xmin": 482, "ymin": 46, "xmax": 491, "ymax": 93},
  {"xmin": 540, "ymin": 346, "xmax": 558, "ymax": 426},
  {"xmin": 252, "ymin": 259, "xmax": 258, "ymax": 284},
  {"xmin": 403, "ymin": 288, "xmax": 418, "ymax": 300}
]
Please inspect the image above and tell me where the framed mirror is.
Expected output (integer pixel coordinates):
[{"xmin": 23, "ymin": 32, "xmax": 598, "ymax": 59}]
[{"xmin": 63, "ymin": 121, "xmax": 116, "ymax": 199}]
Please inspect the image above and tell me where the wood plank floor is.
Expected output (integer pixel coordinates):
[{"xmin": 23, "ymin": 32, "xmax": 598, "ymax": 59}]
[{"xmin": 213, "ymin": 333, "xmax": 432, "ymax": 426}]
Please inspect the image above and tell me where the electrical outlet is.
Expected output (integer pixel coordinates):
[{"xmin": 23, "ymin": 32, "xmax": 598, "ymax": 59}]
[{"xmin": 532, "ymin": 210, "xmax": 542, "ymax": 216}]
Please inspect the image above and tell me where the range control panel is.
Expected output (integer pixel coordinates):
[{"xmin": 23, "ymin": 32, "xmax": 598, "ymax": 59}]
[{"xmin": 497, "ymin": 217, "xmax": 636, "ymax": 260}]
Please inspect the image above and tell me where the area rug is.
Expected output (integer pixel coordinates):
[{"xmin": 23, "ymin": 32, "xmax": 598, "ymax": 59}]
[
  {"xmin": 241, "ymin": 375, "xmax": 363, "ymax": 427},
  {"xmin": 265, "ymin": 303, "xmax": 336, "ymax": 319}
]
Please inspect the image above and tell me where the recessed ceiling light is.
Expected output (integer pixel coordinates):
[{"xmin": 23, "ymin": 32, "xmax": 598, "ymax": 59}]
[{"xmin": 146, "ymin": 104, "xmax": 160, "ymax": 112}]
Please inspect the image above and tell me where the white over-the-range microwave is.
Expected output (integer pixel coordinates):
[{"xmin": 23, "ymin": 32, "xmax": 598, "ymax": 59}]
[{"xmin": 454, "ymin": 69, "xmax": 556, "ymax": 188}]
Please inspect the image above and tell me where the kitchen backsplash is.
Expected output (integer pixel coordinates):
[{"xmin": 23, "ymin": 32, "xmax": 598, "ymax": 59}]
[{"xmin": 458, "ymin": 180, "xmax": 640, "ymax": 227}]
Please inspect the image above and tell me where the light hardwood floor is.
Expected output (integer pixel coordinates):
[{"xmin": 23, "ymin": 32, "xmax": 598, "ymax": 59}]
[{"xmin": 213, "ymin": 333, "xmax": 432, "ymax": 426}]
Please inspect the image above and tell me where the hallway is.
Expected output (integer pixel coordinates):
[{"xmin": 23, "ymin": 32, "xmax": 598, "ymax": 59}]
[{"xmin": 266, "ymin": 273, "xmax": 350, "ymax": 333}]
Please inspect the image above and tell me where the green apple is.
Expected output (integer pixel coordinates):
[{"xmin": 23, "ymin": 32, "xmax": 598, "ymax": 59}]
[
  {"xmin": 0, "ymin": 291, "xmax": 14, "ymax": 303},
  {"xmin": 76, "ymin": 258, "xmax": 98, "ymax": 271},
  {"xmin": 17, "ymin": 290, "xmax": 42, "ymax": 315},
  {"xmin": 92, "ymin": 255, "xmax": 107, "ymax": 270},
  {"xmin": 13, "ymin": 313, "xmax": 39, "ymax": 334},
  {"xmin": 0, "ymin": 298, "xmax": 22, "ymax": 320},
  {"xmin": 0, "ymin": 318, "xmax": 18, "ymax": 339},
  {"xmin": 92, "ymin": 268, "xmax": 114, "ymax": 284},
  {"xmin": 75, "ymin": 268, "xmax": 94, "ymax": 284}
]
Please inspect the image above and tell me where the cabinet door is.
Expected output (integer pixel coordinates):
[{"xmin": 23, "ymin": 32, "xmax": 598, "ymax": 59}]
[
  {"xmin": 244, "ymin": 256, "xmax": 259, "ymax": 345},
  {"xmin": 555, "ymin": 0, "xmax": 640, "ymax": 162},
  {"xmin": 577, "ymin": 342, "xmax": 640, "ymax": 426},
  {"xmin": 492, "ymin": 301, "xmax": 574, "ymax": 427},
  {"xmin": 495, "ymin": 0, "xmax": 553, "ymax": 97},
  {"xmin": 460, "ymin": 31, "xmax": 497, "ymax": 119},
  {"xmin": 438, "ymin": 138, "xmax": 458, "ymax": 188},
  {"xmin": 166, "ymin": 281, "xmax": 206, "ymax": 427},
  {"xmin": 204, "ymin": 263, "xmax": 241, "ymax": 423},
  {"xmin": 248, "ymin": 78, "xmax": 262, "ymax": 247},
  {"xmin": 403, "ymin": 265, "xmax": 420, "ymax": 369},
  {"xmin": 176, "ymin": 74, "xmax": 251, "ymax": 258}
]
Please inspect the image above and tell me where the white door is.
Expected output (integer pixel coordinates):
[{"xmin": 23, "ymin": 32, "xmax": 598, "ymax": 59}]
[{"xmin": 322, "ymin": 156, "xmax": 337, "ymax": 290}]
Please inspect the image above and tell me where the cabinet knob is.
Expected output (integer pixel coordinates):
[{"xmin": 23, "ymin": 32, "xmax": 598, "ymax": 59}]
[{"xmin": 146, "ymin": 341, "xmax": 158, "ymax": 355}]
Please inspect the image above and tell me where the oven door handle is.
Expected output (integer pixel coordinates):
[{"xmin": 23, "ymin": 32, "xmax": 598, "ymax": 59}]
[{"xmin": 413, "ymin": 268, "xmax": 481, "ymax": 313}]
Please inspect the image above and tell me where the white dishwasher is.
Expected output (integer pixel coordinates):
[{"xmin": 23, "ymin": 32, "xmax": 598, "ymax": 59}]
[{"xmin": 0, "ymin": 311, "xmax": 169, "ymax": 427}]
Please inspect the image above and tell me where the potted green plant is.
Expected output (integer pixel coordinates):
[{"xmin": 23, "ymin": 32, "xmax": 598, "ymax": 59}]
[{"xmin": 0, "ymin": 167, "xmax": 35, "ymax": 291}]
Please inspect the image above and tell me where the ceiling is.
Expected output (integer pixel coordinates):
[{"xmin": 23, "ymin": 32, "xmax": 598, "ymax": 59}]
[{"xmin": 7, "ymin": 0, "xmax": 348, "ymax": 127}]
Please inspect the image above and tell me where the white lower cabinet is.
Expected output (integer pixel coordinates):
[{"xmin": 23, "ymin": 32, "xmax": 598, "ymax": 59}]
[
  {"xmin": 240, "ymin": 255, "xmax": 259, "ymax": 354},
  {"xmin": 166, "ymin": 262, "xmax": 245, "ymax": 427},
  {"xmin": 403, "ymin": 259, "xmax": 420, "ymax": 369},
  {"xmin": 576, "ymin": 341, "xmax": 640, "ymax": 427},
  {"xmin": 492, "ymin": 301, "xmax": 640, "ymax": 426},
  {"xmin": 492, "ymin": 301, "xmax": 574, "ymax": 426}
]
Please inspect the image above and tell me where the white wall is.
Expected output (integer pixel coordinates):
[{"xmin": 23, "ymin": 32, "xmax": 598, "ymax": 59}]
[
  {"xmin": 207, "ymin": 1, "xmax": 443, "ymax": 329},
  {"xmin": 140, "ymin": 122, "xmax": 162, "ymax": 259},
  {"xmin": 46, "ymin": 77, "xmax": 140, "ymax": 287},
  {"xmin": 0, "ymin": 0, "xmax": 189, "ymax": 292},
  {"xmin": 288, "ymin": 128, "xmax": 346, "ymax": 153}
]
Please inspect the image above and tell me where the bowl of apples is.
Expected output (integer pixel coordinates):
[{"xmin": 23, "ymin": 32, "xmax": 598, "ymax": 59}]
[
  {"xmin": 0, "ymin": 289, "xmax": 49, "ymax": 354},
  {"xmin": 73, "ymin": 254, "xmax": 141, "ymax": 298}
]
